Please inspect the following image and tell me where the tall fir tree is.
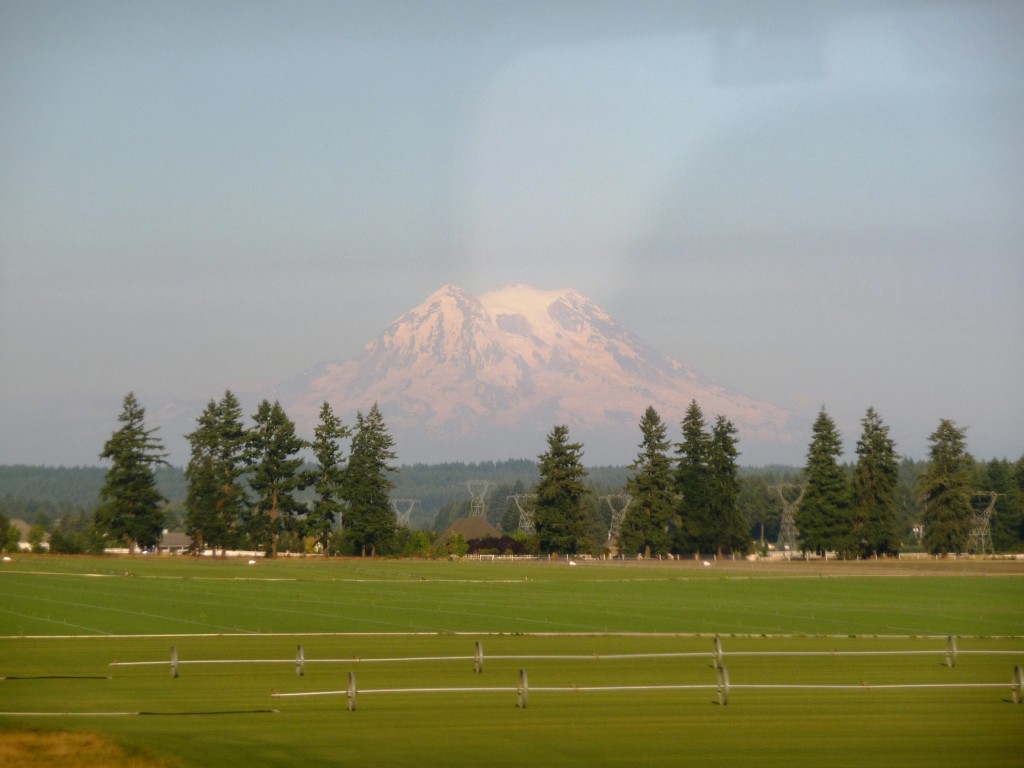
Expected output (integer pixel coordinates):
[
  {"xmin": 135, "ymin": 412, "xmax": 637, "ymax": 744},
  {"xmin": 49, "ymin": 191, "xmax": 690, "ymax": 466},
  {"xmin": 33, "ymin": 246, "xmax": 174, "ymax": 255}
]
[
  {"xmin": 674, "ymin": 400, "xmax": 712, "ymax": 554},
  {"xmin": 307, "ymin": 401, "xmax": 350, "ymax": 553},
  {"xmin": 245, "ymin": 400, "xmax": 307, "ymax": 557},
  {"xmin": 342, "ymin": 403, "xmax": 398, "ymax": 556},
  {"xmin": 96, "ymin": 393, "xmax": 168, "ymax": 552},
  {"xmin": 707, "ymin": 415, "xmax": 747, "ymax": 556},
  {"xmin": 184, "ymin": 391, "xmax": 248, "ymax": 553},
  {"xmin": 184, "ymin": 399, "xmax": 222, "ymax": 552},
  {"xmin": 621, "ymin": 406, "xmax": 676, "ymax": 557},
  {"xmin": 850, "ymin": 407, "xmax": 900, "ymax": 557},
  {"xmin": 533, "ymin": 424, "xmax": 591, "ymax": 555},
  {"xmin": 797, "ymin": 407, "xmax": 851, "ymax": 556},
  {"xmin": 917, "ymin": 419, "xmax": 973, "ymax": 555}
]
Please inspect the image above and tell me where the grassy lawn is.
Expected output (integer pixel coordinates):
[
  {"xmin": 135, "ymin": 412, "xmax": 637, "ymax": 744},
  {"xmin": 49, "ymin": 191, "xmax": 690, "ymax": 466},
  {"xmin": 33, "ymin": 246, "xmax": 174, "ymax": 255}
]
[{"xmin": 1, "ymin": 556, "xmax": 1022, "ymax": 766}]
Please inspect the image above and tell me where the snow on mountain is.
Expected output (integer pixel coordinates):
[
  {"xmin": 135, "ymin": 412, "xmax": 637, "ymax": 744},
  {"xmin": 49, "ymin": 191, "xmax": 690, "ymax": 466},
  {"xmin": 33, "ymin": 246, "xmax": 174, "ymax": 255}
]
[{"xmin": 280, "ymin": 284, "xmax": 793, "ymax": 464}]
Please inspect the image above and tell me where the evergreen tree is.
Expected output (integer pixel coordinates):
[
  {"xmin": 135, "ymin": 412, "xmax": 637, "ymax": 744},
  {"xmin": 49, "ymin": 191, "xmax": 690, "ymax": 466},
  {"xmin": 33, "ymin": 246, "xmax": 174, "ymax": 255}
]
[
  {"xmin": 184, "ymin": 399, "xmax": 221, "ymax": 551},
  {"xmin": 797, "ymin": 407, "xmax": 850, "ymax": 556},
  {"xmin": 621, "ymin": 406, "xmax": 676, "ymax": 557},
  {"xmin": 533, "ymin": 424, "xmax": 590, "ymax": 555},
  {"xmin": 244, "ymin": 400, "xmax": 307, "ymax": 557},
  {"xmin": 850, "ymin": 407, "xmax": 900, "ymax": 557},
  {"xmin": 342, "ymin": 403, "xmax": 398, "ymax": 556},
  {"xmin": 917, "ymin": 419, "xmax": 973, "ymax": 555},
  {"xmin": 707, "ymin": 415, "xmax": 747, "ymax": 556},
  {"xmin": 674, "ymin": 400, "xmax": 712, "ymax": 554},
  {"xmin": 96, "ymin": 393, "xmax": 168, "ymax": 552},
  {"xmin": 897, "ymin": 458, "xmax": 926, "ymax": 546},
  {"xmin": 212, "ymin": 391, "xmax": 248, "ymax": 547},
  {"xmin": 184, "ymin": 391, "xmax": 248, "ymax": 553},
  {"xmin": 307, "ymin": 401, "xmax": 350, "ymax": 553}
]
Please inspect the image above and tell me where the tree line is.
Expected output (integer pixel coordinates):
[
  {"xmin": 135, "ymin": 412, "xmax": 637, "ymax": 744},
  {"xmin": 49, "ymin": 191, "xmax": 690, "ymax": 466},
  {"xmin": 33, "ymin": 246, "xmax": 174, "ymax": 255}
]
[
  {"xmin": 430, "ymin": 404, "xmax": 1022, "ymax": 558},
  {"xmin": 6, "ymin": 394, "xmax": 1023, "ymax": 558},
  {"xmin": 793, "ymin": 408, "xmax": 1024, "ymax": 557},
  {"xmin": 91, "ymin": 392, "xmax": 399, "ymax": 557}
]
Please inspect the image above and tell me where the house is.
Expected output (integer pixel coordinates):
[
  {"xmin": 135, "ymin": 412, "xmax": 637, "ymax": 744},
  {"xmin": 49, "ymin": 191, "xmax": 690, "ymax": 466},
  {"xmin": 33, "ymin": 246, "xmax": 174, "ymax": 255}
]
[
  {"xmin": 10, "ymin": 519, "xmax": 49, "ymax": 552},
  {"xmin": 438, "ymin": 516, "xmax": 501, "ymax": 548},
  {"xmin": 157, "ymin": 531, "xmax": 193, "ymax": 555}
]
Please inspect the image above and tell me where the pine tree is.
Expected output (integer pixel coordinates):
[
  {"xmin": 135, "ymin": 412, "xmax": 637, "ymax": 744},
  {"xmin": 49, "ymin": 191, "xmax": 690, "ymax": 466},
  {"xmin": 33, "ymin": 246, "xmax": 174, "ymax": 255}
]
[
  {"xmin": 184, "ymin": 391, "xmax": 248, "ymax": 553},
  {"xmin": 621, "ymin": 406, "xmax": 676, "ymax": 557},
  {"xmin": 797, "ymin": 407, "xmax": 851, "ymax": 556},
  {"xmin": 708, "ymin": 415, "xmax": 746, "ymax": 556},
  {"xmin": 307, "ymin": 401, "xmax": 350, "ymax": 553},
  {"xmin": 675, "ymin": 400, "xmax": 712, "ymax": 555},
  {"xmin": 245, "ymin": 400, "xmax": 307, "ymax": 557},
  {"xmin": 96, "ymin": 393, "xmax": 168, "ymax": 552},
  {"xmin": 850, "ymin": 407, "xmax": 900, "ymax": 557},
  {"xmin": 534, "ymin": 424, "xmax": 590, "ymax": 555},
  {"xmin": 184, "ymin": 399, "xmax": 221, "ymax": 552},
  {"xmin": 342, "ymin": 403, "xmax": 398, "ymax": 556},
  {"xmin": 918, "ymin": 419, "xmax": 973, "ymax": 555}
]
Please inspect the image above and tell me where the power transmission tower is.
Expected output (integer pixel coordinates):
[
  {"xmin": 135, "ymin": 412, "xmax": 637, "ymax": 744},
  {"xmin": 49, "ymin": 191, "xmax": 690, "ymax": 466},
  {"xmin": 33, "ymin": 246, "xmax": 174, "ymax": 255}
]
[
  {"xmin": 771, "ymin": 484, "xmax": 804, "ymax": 554},
  {"xmin": 601, "ymin": 494, "xmax": 632, "ymax": 542},
  {"xmin": 508, "ymin": 494, "xmax": 537, "ymax": 534},
  {"xmin": 463, "ymin": 481, "xmax": 491, "ymax": 518},
  {"xmin": 389, "ymin": 499, "xmax": 420, "ymax": 527},
  {"xmin": 967, "ymin": 491, "xmax": 1003, "ymax": 555}
]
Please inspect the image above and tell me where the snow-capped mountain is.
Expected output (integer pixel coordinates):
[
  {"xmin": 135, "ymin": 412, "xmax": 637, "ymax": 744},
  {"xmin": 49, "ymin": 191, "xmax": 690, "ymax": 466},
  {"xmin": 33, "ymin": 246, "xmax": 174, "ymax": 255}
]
[{"xmin": 281, "ymin": 284, "xmax": 792, "ymax": 464}]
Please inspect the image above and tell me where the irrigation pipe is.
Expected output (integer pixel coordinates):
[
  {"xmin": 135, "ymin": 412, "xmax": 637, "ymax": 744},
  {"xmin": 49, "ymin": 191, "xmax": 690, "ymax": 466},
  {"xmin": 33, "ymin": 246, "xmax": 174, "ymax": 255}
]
[
  {"xmin": 111, "ymin": 637, "xmax": 1022, "ymax": 678},
  {"xmin": 0, "ymin": 709, "xmax": 279, "ymax": 717},
  {"xmin": 271, "ymin": 665, "xmax": 1024, "ymax": 710}
]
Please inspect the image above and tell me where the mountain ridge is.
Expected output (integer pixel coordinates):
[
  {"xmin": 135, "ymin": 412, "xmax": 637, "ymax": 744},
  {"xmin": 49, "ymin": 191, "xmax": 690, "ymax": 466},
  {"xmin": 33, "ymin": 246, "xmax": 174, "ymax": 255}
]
[{"xmin": 278, "ymin": 284, "xmax": 793, "ymax": 465}]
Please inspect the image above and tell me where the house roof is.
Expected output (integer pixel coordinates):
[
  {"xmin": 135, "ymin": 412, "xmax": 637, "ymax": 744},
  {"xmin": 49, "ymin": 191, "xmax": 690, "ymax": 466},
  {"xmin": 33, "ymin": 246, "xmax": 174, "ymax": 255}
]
[
  {"xmin": 440, "ymin": 515, "xmax": 501, "ymax": 542},
  {"xmin": 159, "ymin": 532, "xmax": 192, "ymax": 549},
  {"xmin": 10, "ymin": 518, "xmax": 49, "ymax": 543}
]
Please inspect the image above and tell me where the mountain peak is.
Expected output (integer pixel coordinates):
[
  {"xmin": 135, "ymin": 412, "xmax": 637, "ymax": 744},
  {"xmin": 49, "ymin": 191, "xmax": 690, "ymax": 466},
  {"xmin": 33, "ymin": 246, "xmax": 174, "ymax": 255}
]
[{"xmin": 283, "ymin": 284, "xmax": 792, "ymax": 464}]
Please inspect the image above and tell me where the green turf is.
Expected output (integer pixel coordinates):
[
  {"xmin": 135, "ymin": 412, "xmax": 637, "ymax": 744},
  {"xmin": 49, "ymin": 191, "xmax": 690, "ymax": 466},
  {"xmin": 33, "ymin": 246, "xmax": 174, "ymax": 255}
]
[
  {"xmin": 1, "ymin": 556, "xmax": 1022, "ymax": 767},
  {"xmin": 2, "ymin": 556, "xmax": 1023, "ymax": 636}
]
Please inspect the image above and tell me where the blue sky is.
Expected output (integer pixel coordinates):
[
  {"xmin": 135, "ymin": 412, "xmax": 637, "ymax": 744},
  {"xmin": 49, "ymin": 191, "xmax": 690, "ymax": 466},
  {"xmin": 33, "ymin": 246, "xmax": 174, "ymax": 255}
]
[{"xmin": 1, "ymin": 1, "xmax": 1021, "ymax": 467}]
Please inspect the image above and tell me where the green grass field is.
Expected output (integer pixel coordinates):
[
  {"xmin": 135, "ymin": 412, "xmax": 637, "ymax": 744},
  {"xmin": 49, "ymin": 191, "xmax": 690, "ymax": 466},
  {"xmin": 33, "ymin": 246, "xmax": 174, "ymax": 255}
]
[{"xmin": 2, "ymin": 556, "xmax": 1022, "ymax": 767}]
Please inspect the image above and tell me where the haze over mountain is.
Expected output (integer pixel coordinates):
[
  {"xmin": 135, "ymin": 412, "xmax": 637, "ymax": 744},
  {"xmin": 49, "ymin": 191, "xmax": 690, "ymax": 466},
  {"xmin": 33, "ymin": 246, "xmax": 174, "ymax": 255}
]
[{"xmin": 278, "ymin": 284, "xmax": 795, "ymax": 465}]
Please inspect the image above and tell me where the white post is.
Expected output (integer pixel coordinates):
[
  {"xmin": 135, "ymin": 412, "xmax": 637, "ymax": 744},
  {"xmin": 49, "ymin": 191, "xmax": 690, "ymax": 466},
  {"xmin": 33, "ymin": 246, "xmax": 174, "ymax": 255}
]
[
  {"xmin": 717, "ymin": 665, "xmax": 730, "ymax": 706},
  {"xmin": 170, "ymin": 645, "xmax": 179, "ymax": 679},
  {"xmin": 347, "ymin": 671, "xmax": 357, "ymax": 712},
  {"xmin": 517, "ymin": 669, "xmax": 529, "ymax": 708},
  {"xmin": 296, "ymin": 644, "xmax": 305, "ymax": 677},
  {"xmin": 712, "ymin": 635, "xmax": 724, "ymax": 670}
]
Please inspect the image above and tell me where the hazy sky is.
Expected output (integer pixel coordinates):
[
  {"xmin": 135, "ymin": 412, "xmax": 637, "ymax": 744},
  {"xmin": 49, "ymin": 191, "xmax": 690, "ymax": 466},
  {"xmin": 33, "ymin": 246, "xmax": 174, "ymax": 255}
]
[{"xmin": 2, "ymin": 1, "xmax": 1021, "ymax": 467}]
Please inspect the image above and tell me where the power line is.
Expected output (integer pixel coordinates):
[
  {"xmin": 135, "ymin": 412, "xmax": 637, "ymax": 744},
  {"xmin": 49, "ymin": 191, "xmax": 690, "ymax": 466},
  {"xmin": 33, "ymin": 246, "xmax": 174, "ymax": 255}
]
[
  {"xmin": 600, "ymin": 494, "xmax": 632, "ymax": 542},
  {"xmin": 463, "ymin": 481, "xmax": 491, "ymax": 517},
  {"xmin": 771, "ymin": 484, "xmax": 804, "ymax": 554},
  {"xmin": 389, "ymin": 499, "xmax": 420, "ymax": 526},
  {"xmin": 507, "ymin": 494, "xmax": 537, "ymax": 534}
]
